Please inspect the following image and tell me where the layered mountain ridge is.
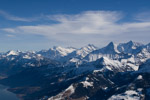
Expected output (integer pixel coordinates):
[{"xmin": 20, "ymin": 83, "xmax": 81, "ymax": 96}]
[{"xmin": 0, "ymin": 41, "xmax": 150, "ymax": 100}]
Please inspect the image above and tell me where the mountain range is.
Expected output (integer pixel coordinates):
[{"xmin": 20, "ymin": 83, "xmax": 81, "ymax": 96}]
[{"xmin": 0, "ymin": 41, "xmax": 150, "ymax": 100}]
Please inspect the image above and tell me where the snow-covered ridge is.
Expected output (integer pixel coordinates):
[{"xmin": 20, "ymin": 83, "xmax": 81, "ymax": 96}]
[
  {"xmin": 68, "ymin": 44, "xmax": 97, "ymax": 62},
  {"xmin": 85, "ymin": 42, "xmax": 127, "ymax": 62},
  {"xmin": 1, "ymin": 41, "xmax": 150, "ymax": 69},
  {"xmin": 48, "ymin": 85, "xmax": 75, "ymax": 100},
  {"xmin": 37, "ymin": 46, "xmax": 76, "ymax": 60},
  {"xmin": 84, "ymin": 41, "xmax": 149, "ymax": 62},
  {"xmin": 6, "ymin": 50, "xmax": 19, "ymax": 56},
  {"xmin": 117, "ymin": 41, "xmax": 144, "ymax": 54},
  {"xmin": 52, "ymin": 46, "xmax": 76, "ymax": 56},
  {"xmin": 93, "ymin": 56, "xmax": 138, "ymax": 72},
  {"xmin": 76, "ymin": 44, "xmax": 97, "ymax": 58}
]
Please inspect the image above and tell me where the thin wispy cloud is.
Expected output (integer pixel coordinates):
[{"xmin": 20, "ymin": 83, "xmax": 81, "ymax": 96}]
[
  {"xmin": 2, "ymin": 11, "xmax": 123, "ymax": 35},
  {"xmin": 2, "ymin": 11, "xmax": 150, "ymax": 35},
  {"xmin": 2, "ymin": 11, "xmax": 150, "ymax": 47},
  {"xmin": 0, "ymin": 10, "xmax": 40, "ymax": 22}
]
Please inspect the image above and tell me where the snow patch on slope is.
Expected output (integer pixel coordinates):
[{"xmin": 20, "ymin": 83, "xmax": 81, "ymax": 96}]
[
  {"xmin": 48, "ymin": 85, "xmax": 75, "ymax": 100},
  {"xmin": 137, "ymin": 75, "xmax": 143, "ymax": 80},
  {"xmin": 81, "ymin": 81, "xmax": 93, "ymax": 88},
  {"xmin": 108, "ymin": 90, "xmax": 141, "ymax": 100}
]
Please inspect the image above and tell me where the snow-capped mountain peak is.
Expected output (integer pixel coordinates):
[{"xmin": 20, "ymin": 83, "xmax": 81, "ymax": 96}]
[
  {"xmin": 104, "ymin": 42, "xmax": 120, "ymax": 53},
  {"xmin": 117, "ymin": 41, "xmax": 144, "ymax": 54},
  {"xmin": 6, "ymin": 50, "xmax": 19, "ymax": 56},
  {"xmin": 76, "ymin": 44, "xmax": 97, "ymax": 58},
  {"xmin": 84, "ymin": 42, "xmax": 122, "ymax": 62},
  {"xmin": 62, "ymin": 44, "xmax": 97, "ymax": 63},
  {"xmin": 38, "ymin": 46, "xmax": 76, "ymax": 60},
  {"xmin": 51, "ymin": 46, "xmax": 76, "ymax": 56},
  {"xmin": 91, "ymin": 42, "xmax": 120, "ymax": 54}
]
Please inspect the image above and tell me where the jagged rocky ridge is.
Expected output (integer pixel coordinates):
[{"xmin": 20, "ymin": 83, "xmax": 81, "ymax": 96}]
[{"xmin": 0, "ymin": 41, "xmax": 150, "ymax": 100}]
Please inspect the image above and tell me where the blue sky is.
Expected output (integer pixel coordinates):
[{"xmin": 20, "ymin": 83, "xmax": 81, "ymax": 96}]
[{"xmin": 1, "ymin": 0, "xmax": 150, "ymax": 51}]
